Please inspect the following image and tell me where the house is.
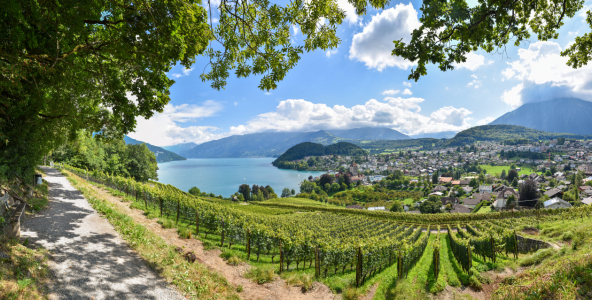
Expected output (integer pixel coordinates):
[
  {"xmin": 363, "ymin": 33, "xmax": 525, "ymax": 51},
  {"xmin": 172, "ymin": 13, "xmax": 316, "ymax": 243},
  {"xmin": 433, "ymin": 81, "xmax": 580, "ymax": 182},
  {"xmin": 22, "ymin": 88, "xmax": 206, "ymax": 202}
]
[
  {"xmin": 452, "ymin": 180, "xmax": 461, "ymax": 186},
  {"xmin": 346, "ymin": 204, "xmax": 364, "ymax": 209},
  {"xmin": 543, "ymin": 198, "xmax": 572, "ymax": 209},
  {"xmin": 544, "ymin": 188, "xmax": 563, "ymax": 199},
  {"xmin": 439, "ymin": 177, "xmax": 453, "ymax": 184},
  {"xmin": 368, "ymin": 206, "xmax": 386, "ymax": 211},
  {"xmin": 432, "ymin": 185, "xmax": 447, "ymax": 192},
  {"xmin": 475, "ymin": 192, "xmax": 491, "ymax": 202},
  {"xmin": 462, "ymin": 186, "xmax": 473, "ymax": 194},
  {"xmin": 498, "ymin": 187, "xmax": 519, "ymax": 199},
  {"xmin": 441, "ymin": 197, "xmax": 459, "ymax": 206},
  {"xmin": 479, "ymin": 185, "xmax": 493, "ymax": 193},
  {"xmin": 582, "ymin": 197, "xmax": 592, "ymax": 206},
  {"xmin": 463, "ymin": 197, "xmax": 481, "ymax": 208},
  {"xmin": 459, "ymin": 180, "xmax": 470, "ymax": 186},
  {"xmin": 493, "ymin": 198, "xmax": 506, "ymax": 209},
  {"xmin": 450, "ymin": 204, "xmax": 471, "ymax": 214}
]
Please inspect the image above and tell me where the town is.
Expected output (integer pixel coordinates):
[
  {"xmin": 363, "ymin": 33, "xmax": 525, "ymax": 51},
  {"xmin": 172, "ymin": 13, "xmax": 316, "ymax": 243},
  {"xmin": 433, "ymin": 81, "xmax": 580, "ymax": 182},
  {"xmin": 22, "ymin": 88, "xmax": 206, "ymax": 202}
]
[{"xmin": 291, "ymin": 138, "xmax": 592, "ymax": 214}]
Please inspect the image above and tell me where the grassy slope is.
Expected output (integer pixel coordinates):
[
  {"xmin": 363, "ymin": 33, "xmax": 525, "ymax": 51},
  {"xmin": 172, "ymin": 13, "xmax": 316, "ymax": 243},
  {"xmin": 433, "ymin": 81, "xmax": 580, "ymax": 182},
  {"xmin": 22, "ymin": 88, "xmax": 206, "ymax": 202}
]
[{"xmin": 478, "ymin": 165, "xmax": 540, "ymax": 177}]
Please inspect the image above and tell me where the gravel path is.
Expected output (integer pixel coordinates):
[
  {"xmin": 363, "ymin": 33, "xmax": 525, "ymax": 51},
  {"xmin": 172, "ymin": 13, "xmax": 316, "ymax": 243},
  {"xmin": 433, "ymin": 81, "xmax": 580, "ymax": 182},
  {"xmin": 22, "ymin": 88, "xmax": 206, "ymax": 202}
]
[{"xmin": 21, "ymin": 167, "xmax": 184, "ymax": 300}]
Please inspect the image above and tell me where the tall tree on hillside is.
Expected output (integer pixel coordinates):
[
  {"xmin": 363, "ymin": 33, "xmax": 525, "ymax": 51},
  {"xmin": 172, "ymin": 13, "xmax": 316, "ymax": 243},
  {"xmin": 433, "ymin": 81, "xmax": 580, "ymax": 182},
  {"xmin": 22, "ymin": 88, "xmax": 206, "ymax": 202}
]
[
  {"xmin": 281, "ymin": 188, "xmax": 291, "ymax": 198},
  {"xmin": 500, "ymin": 169, "xmax": 507, "ymax": 180},
  {"xmin": 320, "ymin": 174, "xmax": 333, "ymax": 187},
  {"xmin": 519, "ymin": 180, "xmax": 540, "ymax": 206},
  {"xmin": 507, "ymin": 169, "xmax": 519, "ymax": 184},
  {"xmin": 189, "ymin": 187, "xmax": 201, "ymax": 196},
  {"xmin": 238, "ymin": 184, "xmax": 251, "ymax": 201}
]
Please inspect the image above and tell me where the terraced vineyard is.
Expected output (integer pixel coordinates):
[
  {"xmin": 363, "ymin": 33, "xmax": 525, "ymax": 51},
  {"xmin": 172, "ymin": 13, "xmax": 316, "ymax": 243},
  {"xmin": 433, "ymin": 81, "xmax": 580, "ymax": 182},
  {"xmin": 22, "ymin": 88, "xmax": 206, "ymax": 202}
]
[{"xmin": 64, "ymin": 165, "xmax": 592, "ymax": 299}]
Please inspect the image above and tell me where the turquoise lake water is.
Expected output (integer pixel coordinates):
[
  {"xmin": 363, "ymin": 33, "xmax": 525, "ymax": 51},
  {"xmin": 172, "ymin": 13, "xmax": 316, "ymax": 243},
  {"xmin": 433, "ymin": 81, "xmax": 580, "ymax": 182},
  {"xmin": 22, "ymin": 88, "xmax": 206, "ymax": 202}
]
[{"xmin": 156, "ymin": 158, "xmax": 325, "ymax": 197}]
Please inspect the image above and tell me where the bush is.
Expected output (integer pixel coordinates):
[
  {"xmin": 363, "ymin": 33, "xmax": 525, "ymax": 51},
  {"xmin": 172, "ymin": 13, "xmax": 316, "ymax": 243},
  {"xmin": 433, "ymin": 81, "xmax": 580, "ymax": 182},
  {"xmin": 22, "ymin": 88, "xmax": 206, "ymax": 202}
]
[
  {"xmin": 342, "ymin": 287, "xmax": 361, "ymax": 300},
  {"xmin": 157, "ymin": 218, "xmax": 174, "ymax": 229},
  {"xmin": 561, "ymin": 231, "xmax": 574, "ymax": 241},
  {"xmin": 245, "ymin": 266, "xmax": 275, "ymax": 284},
  {"xmin": 286, "ymin": 273, "xmax": 313, "ymax": 292},
  {"xmin": 519, "ymin": 248, "xmax": 556, "ymax": 266},
  {"xmin": 469, "ymin": 275, "xmax": 482, "ymax": 291},
  {"xmin": 177, "ymin": 227, "xmax": 192, "ymax": 239}
]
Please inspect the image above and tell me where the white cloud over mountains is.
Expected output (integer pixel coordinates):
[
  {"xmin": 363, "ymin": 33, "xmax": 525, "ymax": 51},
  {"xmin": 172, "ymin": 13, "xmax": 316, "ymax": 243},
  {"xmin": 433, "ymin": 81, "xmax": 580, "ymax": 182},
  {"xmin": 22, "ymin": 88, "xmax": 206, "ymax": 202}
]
[
  {"xmin": 501, "ymin": 41, "xmax": 592, "ymax": 108},
  {"xmin": 454, "ymin": 52, "xmax": 493, "ymax": 71},
  {"xmin": 349, "ymin": 3, "xmax": 420, "ymax": 71},
  {"xmin": 130, "ymin": 98, "xmax": 474, "ymax": 146}
]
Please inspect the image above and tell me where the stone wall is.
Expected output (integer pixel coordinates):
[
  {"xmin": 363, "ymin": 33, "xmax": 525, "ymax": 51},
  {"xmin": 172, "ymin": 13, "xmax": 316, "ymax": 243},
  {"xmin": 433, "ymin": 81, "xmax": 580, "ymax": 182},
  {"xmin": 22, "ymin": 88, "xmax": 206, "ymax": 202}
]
[{"xmin": 516, "ymin": 235, "xmax": 550, "ymax": 253}]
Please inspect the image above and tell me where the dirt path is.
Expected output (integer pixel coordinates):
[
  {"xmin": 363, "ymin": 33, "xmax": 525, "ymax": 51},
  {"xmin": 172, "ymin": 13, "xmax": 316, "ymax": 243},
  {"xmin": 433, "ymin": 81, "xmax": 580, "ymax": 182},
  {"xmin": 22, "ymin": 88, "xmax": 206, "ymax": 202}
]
[
  {"xmin": 20, "ymin": 167, "xmax": 184, "ymax": 300},
  {"xmin": 78, "ymin": 176, "xmax": 338, "ymax": 300}
]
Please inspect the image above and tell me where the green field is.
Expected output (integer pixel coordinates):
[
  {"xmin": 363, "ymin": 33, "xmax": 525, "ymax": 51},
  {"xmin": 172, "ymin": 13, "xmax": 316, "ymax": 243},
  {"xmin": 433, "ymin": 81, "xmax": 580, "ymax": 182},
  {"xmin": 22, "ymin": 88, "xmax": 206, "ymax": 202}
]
[
  {"xmin": 478, "ymin": 164, "xmax": 540, "ymax": 177},
  {"xmin": 263, "ymin": 197, "xmax": 335, "ymax": 207},
  {"xmin": 475, "ymin": 206, "xmax": 491, "ymax": 214}
]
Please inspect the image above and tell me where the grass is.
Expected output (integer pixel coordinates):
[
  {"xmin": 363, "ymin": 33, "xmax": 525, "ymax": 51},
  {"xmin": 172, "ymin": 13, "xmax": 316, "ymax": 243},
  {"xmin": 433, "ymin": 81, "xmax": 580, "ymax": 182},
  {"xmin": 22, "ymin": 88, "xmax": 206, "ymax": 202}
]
[
  {"xmin": 28, "ymin": 180, "xmax": 49, "ymax": 213},
  {"xmin": 64, "ymin": 171, "xmax": 239, "ymax": 300},
  {"xmin": 478, "ymin": 164, "xmax": 540, "ymax": 177},
  {"xmin": 0, "ymin": 239, "xmax": 51, "ymax": 300},
  {"xmin": 245, "ymin": 266, "xmax": 276, "ymax": 284},
  {"xmin": 519, "ymin": 248, "xmax": 557, "ymax": 266},
  {"xmin": 264, "ymin": 197, "xmax": 335, "ymax": 207},
  {"xmin": 475, "ymin": 206, "xmax": 491, "ymax": 214}
]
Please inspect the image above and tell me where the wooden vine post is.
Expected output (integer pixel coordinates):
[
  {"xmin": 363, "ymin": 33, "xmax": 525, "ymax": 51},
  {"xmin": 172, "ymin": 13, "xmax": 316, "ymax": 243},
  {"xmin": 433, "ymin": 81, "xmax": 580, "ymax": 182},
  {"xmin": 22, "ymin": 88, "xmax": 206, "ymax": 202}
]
[
  {"xmin": 397, "ymin": 252, "xmax": 403, "ymax": 279},
  {"xmin": 159, "ymin": 196, "xmax": 163, "ymax": 217},
  {"xmin": 176, "ymin": 202, "xmax": 180, "ymax": 225},
  {"xmin": 513, "ymin": 230, "xmax": 518, "ymax": 260},
  {"xmin": 355, "ymin": 247, "xmax": 362, "ymax": 287},
  {"xmin": 279, "ymin": 241, "xmax": 284, "ymax": 273},
  {"xmin": 315, "ymin": 246, "xmax": 320, "ymax": 278},
  {"xmin": 490, "ymin": 236, "xmax": 496, "ymax": 264},
  {"xmin": 195, "ymin": 209, "xmax": 200, "ymax": 236},
  {"xmin": 220, "ymin": 219, "xmax": 225, "ymax": 247},
  {"xmin": 246, "ymin": 230, "xmax": 251, "ymax": 260}
]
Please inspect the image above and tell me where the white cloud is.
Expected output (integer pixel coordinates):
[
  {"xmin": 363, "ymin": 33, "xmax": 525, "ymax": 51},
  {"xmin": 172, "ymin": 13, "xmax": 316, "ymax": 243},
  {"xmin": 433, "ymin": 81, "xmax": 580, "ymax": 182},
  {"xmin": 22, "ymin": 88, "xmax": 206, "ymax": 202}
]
[
  {"xmin": 128, "ymin": 101, "xmax": 225, "ymax": 146},
  {"xmin": 349, "ymin": 4, "xmax": 420, "ymax": 71},
  {"xmin": 402, "ymin": 88, "xmax": 412, "ymax": 95},
  {"xmin": 336, "ymin": 0, "xmax": 359, "ymax": 24},
  {"xmin": 292, "ymin": 25, "xmax": 300, "ymax": 36},
  {"xmin": 403, "ymin": 82, "xmax": 412, "ymax": 87},
  {"xmin": 169, "ymin": 67, "xmax": 194, "ymax": 78},
  {"xmin": 234, "ymin": 102, "xmax": 238, "ymax": 106},
  {"xmin": 227, "ymin": 98, "xmax": 472, "ymax": 136},
  {"xmin": 467, "ymin": 79, "xmax": 481, "ymax": 88},
  {"xmin": 382, "ymin": 89, "xmax": 400, "ymax": 95},
  {"xmin": 476, "ymin": 116, "xmax": 495, "ymax": 126},
  {"xmin": 454, "ymin": 52, "xmax": 494, "ymax": 71},
  {"xmin": 326, "ymin": 49, "xmax": 339, "ymax": 57},
  {"xmin": 501, "ymin": 41, "xmax": 592, "ymax": 107}
]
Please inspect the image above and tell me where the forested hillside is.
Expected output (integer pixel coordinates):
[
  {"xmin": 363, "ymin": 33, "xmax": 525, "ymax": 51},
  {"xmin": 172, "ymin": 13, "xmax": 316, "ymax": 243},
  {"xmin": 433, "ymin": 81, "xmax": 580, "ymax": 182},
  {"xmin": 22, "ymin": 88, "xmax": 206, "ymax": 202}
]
[
  {"xmin": 124, "ymin": 136, "xmax": 186, "ymax": 162},
  {"xmin": 326, "ymin": 127, "xmax": 410, "ymax": 140},
  {"xmin": 445, "ymin": 125, "xmax": 590, "ymax": 146},
  {"xmin": 272, "ymin": 142, "xmax": 367, "ymax": 168}
]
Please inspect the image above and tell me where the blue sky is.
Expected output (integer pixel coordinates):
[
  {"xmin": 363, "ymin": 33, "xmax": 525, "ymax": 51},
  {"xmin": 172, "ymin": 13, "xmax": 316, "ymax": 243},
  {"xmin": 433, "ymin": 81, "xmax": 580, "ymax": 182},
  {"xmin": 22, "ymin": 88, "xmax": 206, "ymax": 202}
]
[{"xmin": 128, "ymin": 0, "xmax": 592, "ymax": 146}]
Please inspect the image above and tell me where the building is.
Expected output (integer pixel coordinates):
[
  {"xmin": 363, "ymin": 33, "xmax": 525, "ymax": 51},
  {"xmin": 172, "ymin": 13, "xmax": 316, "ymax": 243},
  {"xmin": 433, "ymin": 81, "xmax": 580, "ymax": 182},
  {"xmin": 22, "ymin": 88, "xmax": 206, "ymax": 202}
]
[
  {"xmin": 349, "ymin": 162, "xmax": 359, "ymax": 176},
  {"xmin": 479, "ymin": 185, "xmax": 493, "ymax": 193},
  {"xmin": 543, "ymin": 198, "xmax": 572, "ymax": 209},
  {"xmin": 450, "ymin": 204, "xmax": 471, "ymax": 214},
  {"xmin": 463, "ymin": 198, "xmax": 481, "ymax": 209},
  {"xmin": 368, "ymin": 206, "xmax": 386, "ymax": 211}
]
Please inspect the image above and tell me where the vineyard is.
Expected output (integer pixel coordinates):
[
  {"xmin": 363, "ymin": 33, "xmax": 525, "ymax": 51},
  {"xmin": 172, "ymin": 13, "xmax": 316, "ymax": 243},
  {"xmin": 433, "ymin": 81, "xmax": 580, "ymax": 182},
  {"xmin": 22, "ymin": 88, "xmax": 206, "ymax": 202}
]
[{"xmin": 62, "ymin": 165, "xmax": 592, "ymax": 299}]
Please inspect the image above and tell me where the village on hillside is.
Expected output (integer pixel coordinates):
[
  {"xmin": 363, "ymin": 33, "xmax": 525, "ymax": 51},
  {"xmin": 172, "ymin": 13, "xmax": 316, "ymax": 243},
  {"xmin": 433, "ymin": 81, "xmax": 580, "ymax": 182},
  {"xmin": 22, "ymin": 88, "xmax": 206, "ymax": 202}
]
[{"xmin": 294, "ymin": 138, "xmax": 592, "ymax": 214}]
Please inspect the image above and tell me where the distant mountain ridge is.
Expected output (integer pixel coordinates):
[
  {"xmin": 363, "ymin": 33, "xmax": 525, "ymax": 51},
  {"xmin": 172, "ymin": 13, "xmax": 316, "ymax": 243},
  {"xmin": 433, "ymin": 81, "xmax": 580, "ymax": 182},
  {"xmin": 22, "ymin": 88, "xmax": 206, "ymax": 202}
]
[
  {"xmin": 489, "ymin": 98, "xmax": 592, "ymax": 135},
  {"xmin": 445, "ymin": 125, "xmax": 590, "ymax": 146},
  {"xmin": 163, "ymin": 142, "xmax": 198, "ymax": 155},
  {"xmin": 179, "ymin": 127, "xmax": 409, "ymax": 158},
  {"xmin": 124, "ymin": 136, "xmax": 186, "ymax": 162}
]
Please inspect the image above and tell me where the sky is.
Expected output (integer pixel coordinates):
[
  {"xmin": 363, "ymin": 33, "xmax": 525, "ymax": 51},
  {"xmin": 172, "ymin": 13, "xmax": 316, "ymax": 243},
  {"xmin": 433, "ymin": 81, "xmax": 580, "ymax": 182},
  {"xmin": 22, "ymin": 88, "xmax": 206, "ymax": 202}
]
[{"xmin": 128, "ymin": 0, "xmax": 592, "ymax": 147}]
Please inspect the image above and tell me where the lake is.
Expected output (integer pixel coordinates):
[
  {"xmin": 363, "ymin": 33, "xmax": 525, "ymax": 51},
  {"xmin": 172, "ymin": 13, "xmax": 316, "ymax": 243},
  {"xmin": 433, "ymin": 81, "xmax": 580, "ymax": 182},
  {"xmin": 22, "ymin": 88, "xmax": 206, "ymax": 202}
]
[{"xmin": 156, "ymin": 158, "xmax": 326, "ymax": 197}]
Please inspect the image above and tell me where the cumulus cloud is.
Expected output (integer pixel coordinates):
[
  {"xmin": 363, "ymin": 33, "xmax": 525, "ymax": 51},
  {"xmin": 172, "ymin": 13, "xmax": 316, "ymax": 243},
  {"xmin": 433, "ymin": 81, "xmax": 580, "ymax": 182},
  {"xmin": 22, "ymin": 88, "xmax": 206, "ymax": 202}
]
[
  {"xmin": 349, "ymin": 3, "xmax": 420, "ymax": 71},
  {"xmin": 501, "ymin": 41, "xmax": 592, "ymax": 108},
  {"xmin": 169, "ymin": 67, "xmax": 194, "ymax": 78},
  {"xmin": 336, "ymin": 0, "xmax": 360, "ymax": 24},
  {"xmin": 127, "ymin": 101, "xmax": 225, "ymax": 146},
  {"xmin": 476, "ymin": 116, "xmax": 495, "ymax": 126},
  {"xmin": 403, "ymin": 82, "xmax": 412, "ymax": 87},
  {"xmin": 402, "ymin": 88, "xmax": 412, "ymax": 95},
  {"xmin": 382, "ymin": 89, "xmax": 400, "ymax": 95},
  {"xmin": 454, "ymin": 52, "xmax": 494, "ymax": 71},
  {"xmin": 228, "ymin": 98, "xmax": 472, "ymax": 136},
  {"xmin": 326, "ymin": 49, "xmax": 339, "ymax": 57}
]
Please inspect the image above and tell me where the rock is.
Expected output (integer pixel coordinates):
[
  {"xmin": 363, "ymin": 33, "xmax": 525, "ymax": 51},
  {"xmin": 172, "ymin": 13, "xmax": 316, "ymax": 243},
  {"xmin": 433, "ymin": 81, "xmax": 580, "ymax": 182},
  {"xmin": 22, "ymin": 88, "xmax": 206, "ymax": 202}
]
[
  {"xmin": 184, "ymin": 251, "xmax": 196, "ymax": 263},
  {"xmin": 174, "ymin": 246, "xmax": 183, "ymax": 254},
  {"xmin": 0, "ymin": 251, "xmax": 10, "ymax": 261}
]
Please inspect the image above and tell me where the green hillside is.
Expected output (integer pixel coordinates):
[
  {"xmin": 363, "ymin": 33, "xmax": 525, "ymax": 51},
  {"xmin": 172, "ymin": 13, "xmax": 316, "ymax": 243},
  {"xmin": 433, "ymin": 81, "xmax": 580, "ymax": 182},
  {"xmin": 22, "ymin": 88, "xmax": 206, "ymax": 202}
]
[
  {"xmin": 445, "ymin": 125, "xmax": 590, "ymax": 146},
  {"xmin": 124, "ymin": 136, "xmax": 186, "ymax": 162},
  {"xmin": 272, "ymin": 142, "xmax": 367, "ymax": 167}
]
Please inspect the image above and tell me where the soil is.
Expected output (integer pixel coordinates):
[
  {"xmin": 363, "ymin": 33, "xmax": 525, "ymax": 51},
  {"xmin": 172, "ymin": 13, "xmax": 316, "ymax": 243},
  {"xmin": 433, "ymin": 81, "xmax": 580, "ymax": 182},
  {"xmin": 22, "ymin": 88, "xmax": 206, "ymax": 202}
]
[
  {"xmin": 84, "ymin": 181, "xmax": 338, "ymax": 300},
  {"xmin": 521, "ymin": 227, "xmax": 540, "ymax": 236}
]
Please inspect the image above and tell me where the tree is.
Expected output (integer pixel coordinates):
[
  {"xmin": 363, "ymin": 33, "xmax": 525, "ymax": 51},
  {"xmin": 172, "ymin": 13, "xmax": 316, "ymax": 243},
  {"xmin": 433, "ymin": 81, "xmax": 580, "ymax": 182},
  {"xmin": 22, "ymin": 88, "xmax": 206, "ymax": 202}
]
[
  {"xmin": 320, "ymin": 174, "xmax": 333, "ymax": 187},
  {"xmin": 343, "ymin": 173, "xmax": 352, "ymax": 185},
  {"xmin": 445, "ymin": 203, "xmax": 452, "ymax": 211},
  {"xmin": 500, "ymin": 169, "xmax": 507, "ymax": 180},
  {"xmin": 189, "ymin": 187, "xmax": 201, "ymax": 196},
  {"xmin": 391, "ymin": 0, "xmax": 592, "ymax": 82},
  {"xmin": 1, "ymin": 0, "xmax": 343, "ymax": 189},
  {"xmin": 469, "ymin": 178, "xmax": 479, "ymax": 189},
  {"xmin": 291, "ymin": 189, "xmax": 296, "ymax": 195},
  {"xmin": 506, "ymin": 194, "xmax": 517, "ymax": 210},
  {"xmin": 330, "ymin": 183, "xmax": 340, "ymax": 192},
  {"xmin": 511, "ymin": 177, "xmax": 519, "ymax": 188},
  {"xmin": 300, "ymin": 180, "xmax": 315, "ymax": 193},
  {"xmin": 390, "ymin": 201, "xmax": 404, "ymax": 212},
  {"xmin": 519, "ymin": 180, "xmax": 540, "ymax": 206},
  {"xmin": 420, "ymin": 195, "xmax": 442, "ymax": 214},
  {"xmin": 281, "ymin": 188, "xmax": 291, "ymax": 198},
  {"xmin": 510, "ymin": 163, "xmax": 517, "ymax": 170},
  {"xmin": 238, "ymin": 184, "xmax": 251, "ymax": 201},
  {"xmin": 507, "ymin": 169, "xmax": 519, "ymax": 184},
  {"xmin": 340, "ymin": 182, "xmax": 348, "ymax": 191}
]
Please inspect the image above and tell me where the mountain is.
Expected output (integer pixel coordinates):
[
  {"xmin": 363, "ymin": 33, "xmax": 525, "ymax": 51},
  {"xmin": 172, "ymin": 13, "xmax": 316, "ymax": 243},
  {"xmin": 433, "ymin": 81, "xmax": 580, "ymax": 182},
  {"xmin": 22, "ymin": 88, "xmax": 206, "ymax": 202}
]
[
  {"xmin": 326, "ymin": 127, "xmax": 410, "ymax": 140},
  {"xmin": 272, "ymin": 142, "xmax": 367, "ymax": 167},
  {"xmin": 445, "ymin": 125, "xmax": 589, "ymax": 146},
  {"xmin": 162, "ymin": 142, "xmax": 198, "ymax": 155},
  {"xmin": 410, "ymin": 131, "xmax": 458, "ymax": 139},
  {"xmin": 180, "ymin": 130, "xmax": 346, "ymax": 158},
  {"xmin": 124, "ymin": 136, "xmax": 186, "ymax": 162},
  {"xmin": 489, "ymin": 98, "xmax": 592, "ymax": 135}
]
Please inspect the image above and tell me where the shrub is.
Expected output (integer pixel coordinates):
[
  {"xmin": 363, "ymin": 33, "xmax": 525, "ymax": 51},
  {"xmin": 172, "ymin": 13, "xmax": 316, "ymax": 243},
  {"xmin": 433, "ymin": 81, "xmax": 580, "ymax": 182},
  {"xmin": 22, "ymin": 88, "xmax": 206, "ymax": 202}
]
[
  {"xmin": 245, "ymin": 267, "xmax": 275, "ymax": 284},
  {"xmin": 227, "ymin": 255, "xmax": 241, "ymax": 266},
  {"xmin": 561, "ymin": 231, "xmax": 574, "ymax": 241},
  {"xmin": 469, "ymin": 275, "xmax": 482, "ymax": 291},
  {"xmin": 519, "ymin": 248, "xmax": 556, "ymax": 266},
  {"xmin": 157, "ymin": 218, "xmax": 174, "ymax": 229},
  {"xmin": 177, "ymin": 227, "xmax": 192, "ymax": 239},
  {"xmin": 342, "ymin": 287, "xmax": 361, "ymax": 300}
]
